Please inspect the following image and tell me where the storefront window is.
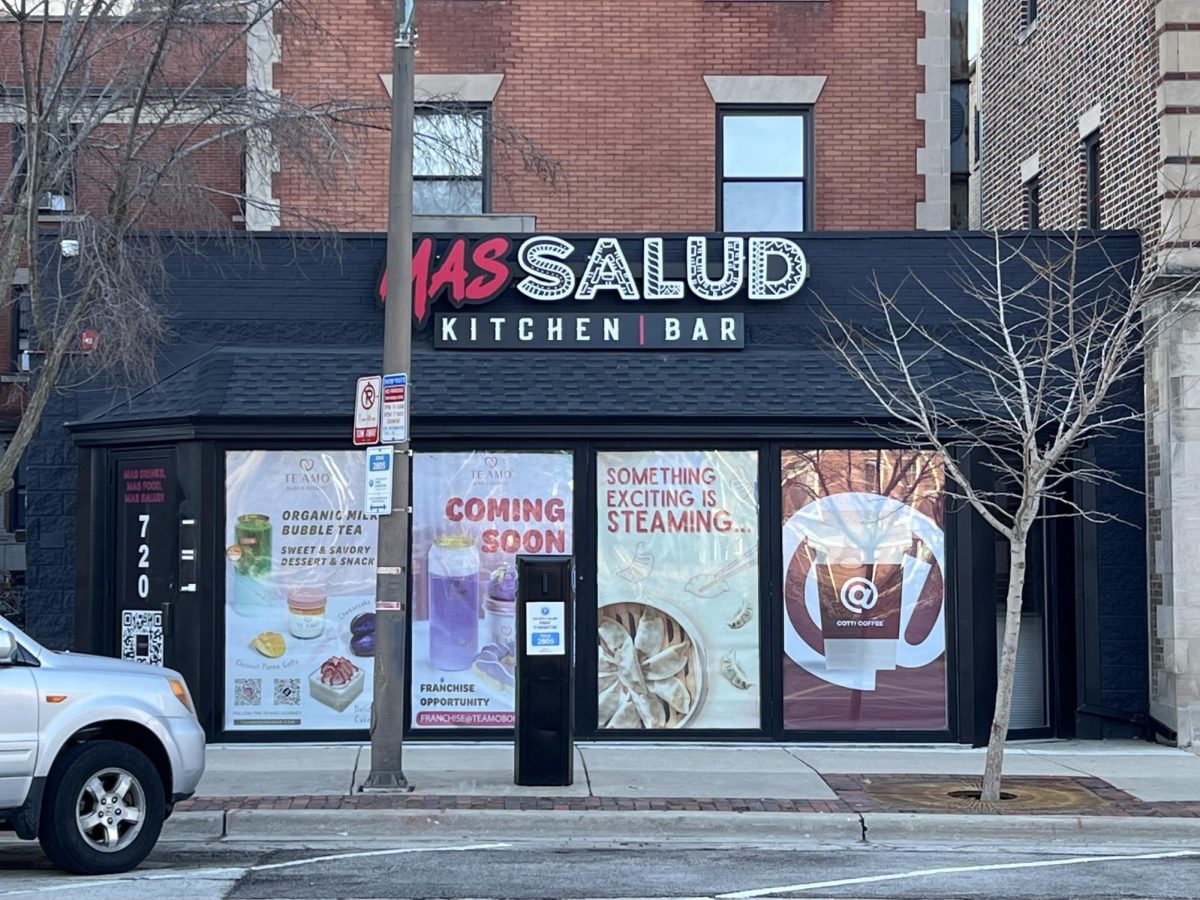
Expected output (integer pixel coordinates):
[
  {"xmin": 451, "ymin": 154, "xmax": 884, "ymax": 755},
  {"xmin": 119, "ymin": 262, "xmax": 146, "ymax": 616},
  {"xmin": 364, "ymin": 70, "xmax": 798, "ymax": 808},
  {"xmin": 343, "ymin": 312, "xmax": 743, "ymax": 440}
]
[
  {"xmin": 410, "ymin": 451, "xmax": 573, "ymax": 730},
  {"xmin": 781, "ymin": 449, "xmax": 948, "ymax": 731},
  {"xmin": 223, "ymin": 451, "xmax": 378, "ymax": 732},
  {"xmin": 596, "ymin": 450, "xmax": 760, "ymax": 730}
]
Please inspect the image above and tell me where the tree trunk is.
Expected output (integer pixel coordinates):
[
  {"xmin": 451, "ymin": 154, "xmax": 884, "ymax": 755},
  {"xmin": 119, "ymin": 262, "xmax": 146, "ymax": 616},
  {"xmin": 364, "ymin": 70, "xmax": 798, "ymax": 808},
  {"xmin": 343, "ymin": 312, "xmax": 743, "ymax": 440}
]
[{"xmin": 980, "ymin": 530, "xmax": 1028, "ymax": 802}]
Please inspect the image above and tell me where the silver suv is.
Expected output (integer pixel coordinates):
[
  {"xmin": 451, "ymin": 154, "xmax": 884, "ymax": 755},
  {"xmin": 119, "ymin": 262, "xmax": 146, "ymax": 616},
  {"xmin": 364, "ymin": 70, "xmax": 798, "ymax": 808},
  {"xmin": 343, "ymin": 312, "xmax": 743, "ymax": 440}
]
[{"xmin": 0, "ymin": 615, "xmax": 205, "ymax": 874}]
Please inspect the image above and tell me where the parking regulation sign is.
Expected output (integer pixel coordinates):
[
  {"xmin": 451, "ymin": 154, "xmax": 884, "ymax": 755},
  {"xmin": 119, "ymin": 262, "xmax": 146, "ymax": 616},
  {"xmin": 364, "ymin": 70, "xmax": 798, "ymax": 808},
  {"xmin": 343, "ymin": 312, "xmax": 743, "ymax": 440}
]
[
  {"xmin": 526, "ymin": 602, "xmax": 566, "ymax": 656},
  {"xmin": 353, "ymin": 375, "xmax": 382, "ymax": 445},
  {"xmin": 365, "ymin": 446, "xmax": 393, "ymax": 516},
  {"xmin": 380, "ymin": 372, "xmax": 409, "ymax": 444}
]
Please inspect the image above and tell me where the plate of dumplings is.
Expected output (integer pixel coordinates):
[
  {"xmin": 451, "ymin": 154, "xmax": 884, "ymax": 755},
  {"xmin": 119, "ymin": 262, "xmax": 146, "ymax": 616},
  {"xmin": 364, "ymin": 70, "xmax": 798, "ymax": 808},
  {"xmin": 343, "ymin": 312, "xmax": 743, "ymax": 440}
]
[{"xmin": 597, "ymin": 600, "xmax": 705, "ymax": 729}]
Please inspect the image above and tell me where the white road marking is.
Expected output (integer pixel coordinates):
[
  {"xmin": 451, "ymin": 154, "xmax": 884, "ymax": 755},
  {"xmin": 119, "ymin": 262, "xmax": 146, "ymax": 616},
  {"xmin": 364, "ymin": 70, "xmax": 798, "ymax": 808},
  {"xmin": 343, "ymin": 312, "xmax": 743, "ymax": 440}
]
[
  {"xmin": 249, "ymin": 842, "xmax": 511, "ymax": 871},
  {"xmin": 716, "ymin": 848, "xmax": 1200, "ymax": 898},
  {"xmin": 0, "ymin": 842, "xmax": 511, "ymax": 896}
]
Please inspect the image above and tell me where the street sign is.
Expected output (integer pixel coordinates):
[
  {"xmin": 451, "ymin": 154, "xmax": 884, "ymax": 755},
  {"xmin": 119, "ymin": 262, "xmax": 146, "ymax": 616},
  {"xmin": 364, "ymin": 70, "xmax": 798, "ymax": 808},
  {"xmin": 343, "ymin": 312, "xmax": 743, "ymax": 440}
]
[
  {"xmin": 380, "ymin": 373, "xmax": 409, "ymax": 444},
  {"xmin": 365, "ymin": 446, "xmax": 393, "ymax": 516},
  {"xmin": 353, "ymin": 375, "xmax": 382, "ymax": 445},
  {"xmin": 526, "ymin": 602, "xmax": 566, "ymax": 656}
]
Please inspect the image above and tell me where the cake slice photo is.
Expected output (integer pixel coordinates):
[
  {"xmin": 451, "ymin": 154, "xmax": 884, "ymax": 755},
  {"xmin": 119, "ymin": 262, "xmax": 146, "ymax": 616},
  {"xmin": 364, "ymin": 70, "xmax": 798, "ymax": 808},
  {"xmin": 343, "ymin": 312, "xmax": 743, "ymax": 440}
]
[{"xmin": 309, "ymin": 655, "xmax": 365, "ymax": 712}]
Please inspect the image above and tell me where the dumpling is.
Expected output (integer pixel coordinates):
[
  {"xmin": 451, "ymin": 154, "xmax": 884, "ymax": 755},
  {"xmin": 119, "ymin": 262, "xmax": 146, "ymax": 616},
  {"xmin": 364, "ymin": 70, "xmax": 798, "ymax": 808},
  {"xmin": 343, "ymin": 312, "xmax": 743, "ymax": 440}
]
[
  {"xmin": 615, "ymin": 637, "xmax": 646, "ymax": 694},
  {"xmin": 599, "ymin": 616, "xmax": 631, "ymax": 654},
  {"xmin": 598, "ymin": 646, "xmax": 617, "ymax": 674},
  {"xmin": 642, "ymin": 640, "xmax": 691, "ymax": 680},
  {"xmin": 634, "ymin": 610, "xmax": 665, "ymax": 657},
  {"xmin": 630, "ymin": 688, "xmax": 667, "ymax": 729},
  {"xmin": 608, "ymin": 690, "xmax": 642, "ymax": 728},
  {"xmin": 649, "ymin": 675, "xmax": 692, "ymax": 717},
  {"xmin": 598, "ymin": 681, "xmax": 623, "ymax": 725}
]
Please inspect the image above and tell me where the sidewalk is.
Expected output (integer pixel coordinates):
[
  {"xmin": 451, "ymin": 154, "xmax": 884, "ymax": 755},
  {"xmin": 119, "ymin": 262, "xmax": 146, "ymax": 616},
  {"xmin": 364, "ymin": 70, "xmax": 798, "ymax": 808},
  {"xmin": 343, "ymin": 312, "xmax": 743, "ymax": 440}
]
[{"xmin": 166, "ymin": 741, "xmax": 1200, "ymax": 846}]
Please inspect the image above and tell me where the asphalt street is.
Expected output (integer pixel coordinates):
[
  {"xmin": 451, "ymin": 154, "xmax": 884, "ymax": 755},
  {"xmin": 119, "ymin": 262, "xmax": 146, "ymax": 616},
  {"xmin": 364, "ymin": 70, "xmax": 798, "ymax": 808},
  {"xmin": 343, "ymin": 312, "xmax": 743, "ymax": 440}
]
[{"xmin": 2, "ymin": 838, "xmax": 1200, "ymax": 899}]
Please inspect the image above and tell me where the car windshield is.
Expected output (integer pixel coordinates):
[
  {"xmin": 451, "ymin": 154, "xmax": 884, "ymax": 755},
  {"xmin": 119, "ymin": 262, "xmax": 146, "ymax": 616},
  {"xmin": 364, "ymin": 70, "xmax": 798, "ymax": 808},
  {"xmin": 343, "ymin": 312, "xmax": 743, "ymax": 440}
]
[{"xmin": 0, "ymin": 613, "xmax": 46, "ymax": 658}]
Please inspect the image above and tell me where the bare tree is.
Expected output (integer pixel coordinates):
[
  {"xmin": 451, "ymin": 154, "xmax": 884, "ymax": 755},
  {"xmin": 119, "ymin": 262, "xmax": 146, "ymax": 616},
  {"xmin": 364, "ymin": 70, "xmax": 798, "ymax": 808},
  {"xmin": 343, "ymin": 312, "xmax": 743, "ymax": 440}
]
[
  {"xmin": 0, "ymin": 0, "xmax": 389, "ymax": 498},
  {"xmin": 820, "ymin": 229, "xmax": 1195, "ymax": 802},
  {"xmin": 0, "ymin": 0, "xmax": 564, "ymax": 506}
]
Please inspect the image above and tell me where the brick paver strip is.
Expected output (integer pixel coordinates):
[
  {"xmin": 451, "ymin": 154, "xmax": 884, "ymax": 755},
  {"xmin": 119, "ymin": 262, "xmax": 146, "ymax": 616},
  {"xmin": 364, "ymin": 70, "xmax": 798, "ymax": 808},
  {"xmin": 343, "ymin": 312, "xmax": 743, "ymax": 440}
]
[{"xmin": 174, "ymin": 774, "xmax": 1199, "ymax": 817}]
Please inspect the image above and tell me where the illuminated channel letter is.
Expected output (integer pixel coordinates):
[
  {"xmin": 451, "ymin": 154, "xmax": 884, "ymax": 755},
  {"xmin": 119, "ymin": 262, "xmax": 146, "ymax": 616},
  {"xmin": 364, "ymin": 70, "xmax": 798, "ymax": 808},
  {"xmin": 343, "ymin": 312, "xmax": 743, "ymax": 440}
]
[
  {"xmin": 643, "ymin": 237, "xmax": 684, "ymax": 300},
  {"xmin": 517, "ymin": 236, "xmax": 576, "ymax": 301},
  {"xmin": 748, "ymin": 237, "xmax": 808, "ymax": 300},
  {"xmin": 576, "ymin": 237, "xmax": 640, "ymax": 300},
  {"xmin": 686, "ymin": 236, "xmax": 744, "ymax": 301}
]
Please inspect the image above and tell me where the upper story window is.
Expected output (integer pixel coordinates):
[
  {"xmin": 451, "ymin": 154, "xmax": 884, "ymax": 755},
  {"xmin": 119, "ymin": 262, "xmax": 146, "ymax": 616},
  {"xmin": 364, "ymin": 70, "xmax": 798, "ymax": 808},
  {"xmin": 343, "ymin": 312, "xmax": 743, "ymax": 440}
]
[
  {"xmin": 10, "ymin": 125, "xmax": 76, "ymax": 216},
  {"xmin": 1025, "ymin": 176, "xmax": 1040, "ymax": 229},
  {"xmin": 11, "ymin": 285, "xmax": 32, "ymax": 372},
  {"xmin": 718, "ymin": 107, "xmax": 810, "ymax": 232},
  {"xmin": 1084, "ymin": 131, "xmax": 1101, "ymax": 228},
  {"xmin": 413, "ymin": 106, "xmax": 490, "ymax": 216},
  {"xmin": 1024, "ymin": 0, "xmax": 1038, "ymax": 27}
]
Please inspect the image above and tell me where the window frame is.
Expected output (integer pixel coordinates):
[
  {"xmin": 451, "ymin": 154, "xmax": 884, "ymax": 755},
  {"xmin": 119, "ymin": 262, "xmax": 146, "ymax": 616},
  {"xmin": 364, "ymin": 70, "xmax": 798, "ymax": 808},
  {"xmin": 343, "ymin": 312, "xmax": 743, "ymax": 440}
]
[
  {"xmin": 1024, "ymin": 0, "xmax": 1038, "ymax": 27},
  {"xmin": 413, "ymin": 103, "xmax": 492, "ymax": 217},
  {"xmin": 11, "ymin": 285, "xmax": 32, "ymax": 372},
  {"xmin": 1083, "ymin": 131, "xmax": 1101, "ymax": 229},
  {"xmin": 10, "ymin": 124, "xmax": 77, "ymax": 216},
  {"xmin": 716, "ymin": 105, "xmax": 814, "ymax": 232},
  {"xmin": 1025, "ymin": 175, "xmax": 1041, "ymax": 230}
]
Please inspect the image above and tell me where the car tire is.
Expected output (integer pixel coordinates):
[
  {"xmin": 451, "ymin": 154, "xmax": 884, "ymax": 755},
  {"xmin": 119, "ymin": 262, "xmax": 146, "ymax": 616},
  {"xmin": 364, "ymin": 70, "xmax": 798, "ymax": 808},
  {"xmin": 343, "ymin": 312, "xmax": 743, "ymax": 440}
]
[{"xmin": 37, "ymin": 740, "xmax": 165, "ymax": 875}]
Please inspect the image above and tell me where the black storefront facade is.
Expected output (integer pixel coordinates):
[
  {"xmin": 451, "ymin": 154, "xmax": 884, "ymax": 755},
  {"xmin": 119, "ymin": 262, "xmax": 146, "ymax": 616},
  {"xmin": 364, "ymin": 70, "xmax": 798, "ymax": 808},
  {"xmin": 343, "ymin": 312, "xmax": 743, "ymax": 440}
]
[{"xmin": 23, "ymin": 231, "xmax": 1149, "ymax": 745}]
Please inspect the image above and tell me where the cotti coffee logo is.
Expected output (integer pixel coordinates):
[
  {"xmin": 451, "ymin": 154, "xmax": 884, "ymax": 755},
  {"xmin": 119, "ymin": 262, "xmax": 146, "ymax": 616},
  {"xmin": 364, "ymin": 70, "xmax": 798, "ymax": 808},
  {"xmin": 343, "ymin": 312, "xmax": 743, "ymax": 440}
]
[{"xmin": 377, "ymin": 234, "xmax": 811, "ymax": 339}]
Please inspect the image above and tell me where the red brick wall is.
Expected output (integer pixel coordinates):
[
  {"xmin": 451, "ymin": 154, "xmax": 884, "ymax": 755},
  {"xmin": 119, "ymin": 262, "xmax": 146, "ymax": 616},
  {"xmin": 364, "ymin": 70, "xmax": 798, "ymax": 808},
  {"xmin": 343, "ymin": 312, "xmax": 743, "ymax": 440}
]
[{"xmin": 276, "ymin": 0, "xmax": 929, "ymax": 232}]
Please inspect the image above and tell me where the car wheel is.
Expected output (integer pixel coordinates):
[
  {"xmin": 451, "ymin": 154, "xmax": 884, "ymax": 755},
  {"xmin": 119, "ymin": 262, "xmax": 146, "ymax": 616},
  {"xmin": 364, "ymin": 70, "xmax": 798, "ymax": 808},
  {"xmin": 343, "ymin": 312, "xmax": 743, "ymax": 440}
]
[{"xmin": 38, "ymin": 739, "xmax": 165, "ymax": 875}]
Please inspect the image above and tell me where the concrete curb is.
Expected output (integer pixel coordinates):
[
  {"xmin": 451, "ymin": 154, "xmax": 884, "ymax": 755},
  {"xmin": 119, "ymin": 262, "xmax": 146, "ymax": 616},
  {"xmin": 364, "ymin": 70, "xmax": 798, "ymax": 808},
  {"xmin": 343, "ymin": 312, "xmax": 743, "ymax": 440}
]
[
  {"xmin": 160, "ymin": 807, "xmax": 1200, "ymax": 846},
  {"xmin": 163, "ymin": 810, "xmax": 226, "ymax": 841},
  {"xmin": 863, "ymin": 812, "xmax": 1200, "ymax": 846},
  {"xmin": 219, "ymin": 808, "xmax": 865, "ymax": 842}
]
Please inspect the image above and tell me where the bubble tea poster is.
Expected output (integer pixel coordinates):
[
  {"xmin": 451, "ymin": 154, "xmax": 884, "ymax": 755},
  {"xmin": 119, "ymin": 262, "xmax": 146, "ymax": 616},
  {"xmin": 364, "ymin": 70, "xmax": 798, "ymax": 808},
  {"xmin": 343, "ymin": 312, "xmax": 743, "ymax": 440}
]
[
  {"xmin": 780, "ymin": 449, "xmax": 947, "ymax": 731},
  {"xmin": 410, "ymin": 451, "xmax": 574, "ymax": 729}
]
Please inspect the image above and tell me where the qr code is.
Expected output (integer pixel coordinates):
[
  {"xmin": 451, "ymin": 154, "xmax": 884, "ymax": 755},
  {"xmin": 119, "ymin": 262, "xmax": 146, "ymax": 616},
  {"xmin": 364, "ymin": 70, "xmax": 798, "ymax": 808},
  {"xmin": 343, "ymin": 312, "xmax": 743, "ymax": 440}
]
[
  {"xmin": 120, "ymin": 610, "xmax": 163, "ymax": 666},
  {"xmin": 233, "ymin": 678, "xmax": 262, "ymax": 707},
  {"xmin": 273, "ymin": 678, "xmax": 301, "ymax": 706}
]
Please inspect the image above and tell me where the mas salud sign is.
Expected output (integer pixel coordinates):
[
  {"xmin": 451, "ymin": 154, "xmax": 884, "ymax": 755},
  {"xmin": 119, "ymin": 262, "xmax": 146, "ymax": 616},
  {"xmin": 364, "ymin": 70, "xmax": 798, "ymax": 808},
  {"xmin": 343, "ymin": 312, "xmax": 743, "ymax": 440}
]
[{"xmin": 378, "ymin": 234, "xmax": 810, "ymax": 351}]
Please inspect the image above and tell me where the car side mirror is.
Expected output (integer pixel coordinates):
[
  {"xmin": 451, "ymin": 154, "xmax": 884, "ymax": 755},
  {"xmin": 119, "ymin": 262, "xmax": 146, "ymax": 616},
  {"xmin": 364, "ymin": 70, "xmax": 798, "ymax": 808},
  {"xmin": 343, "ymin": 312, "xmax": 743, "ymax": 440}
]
[{"xmin": 0, "ymin": 631, "xmax": 17, "ymax": 664}]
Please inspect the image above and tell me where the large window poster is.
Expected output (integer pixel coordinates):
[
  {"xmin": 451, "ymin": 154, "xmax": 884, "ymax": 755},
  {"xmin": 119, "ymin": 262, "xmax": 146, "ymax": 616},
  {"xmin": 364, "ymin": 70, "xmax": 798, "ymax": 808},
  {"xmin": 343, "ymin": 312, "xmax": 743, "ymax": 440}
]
[
  {"xmin": 781, "ymin": 449, "xmax": 947, "ymax": 730},
  {"xmin": 597, "ymin": 450, "xmax": 760, "ymax": 730},
  {"xmin": 224, "ymin": 451, "xmax": 378, "ymax": 731},
  {"xmin": 411, "ymin": 451, "xmax": 573, "ymax": 729}
]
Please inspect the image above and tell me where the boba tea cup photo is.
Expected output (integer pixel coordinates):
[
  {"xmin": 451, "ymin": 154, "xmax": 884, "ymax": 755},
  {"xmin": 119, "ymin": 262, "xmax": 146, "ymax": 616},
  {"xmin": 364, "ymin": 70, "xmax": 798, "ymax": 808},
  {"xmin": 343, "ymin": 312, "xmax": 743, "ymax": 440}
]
[{"xmin": 427, "ymin": 534, "xmax": 481, "ymax": 671}]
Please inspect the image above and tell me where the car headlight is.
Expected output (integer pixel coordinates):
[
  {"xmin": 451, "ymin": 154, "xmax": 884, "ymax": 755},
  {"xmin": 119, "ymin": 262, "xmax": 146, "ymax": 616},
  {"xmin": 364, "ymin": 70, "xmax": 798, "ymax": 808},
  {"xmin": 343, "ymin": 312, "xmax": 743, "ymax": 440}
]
[{"xmin": 168, "ymin": 678, "xmax": 195, "ymax": 713}]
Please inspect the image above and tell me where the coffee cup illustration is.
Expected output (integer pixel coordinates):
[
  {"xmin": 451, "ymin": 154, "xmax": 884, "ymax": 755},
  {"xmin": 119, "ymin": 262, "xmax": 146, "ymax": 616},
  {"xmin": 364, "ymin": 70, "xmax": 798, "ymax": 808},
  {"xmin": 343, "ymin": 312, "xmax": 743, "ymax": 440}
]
[{"xmin": 782, "ymin": 491, "xmax": 945, "ymax": 691}]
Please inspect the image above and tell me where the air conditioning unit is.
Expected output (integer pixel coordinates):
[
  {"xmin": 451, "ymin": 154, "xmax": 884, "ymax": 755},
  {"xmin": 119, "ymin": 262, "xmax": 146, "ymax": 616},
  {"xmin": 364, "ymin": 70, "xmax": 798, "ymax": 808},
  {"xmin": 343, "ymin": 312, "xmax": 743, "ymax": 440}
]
[
  {"xmin": 950, "ymin": 82, "xmax": 969, "ymax": 175},
  {"xmin": 37, "ymin": 192, "xmax": 72, "ymax": 213}
]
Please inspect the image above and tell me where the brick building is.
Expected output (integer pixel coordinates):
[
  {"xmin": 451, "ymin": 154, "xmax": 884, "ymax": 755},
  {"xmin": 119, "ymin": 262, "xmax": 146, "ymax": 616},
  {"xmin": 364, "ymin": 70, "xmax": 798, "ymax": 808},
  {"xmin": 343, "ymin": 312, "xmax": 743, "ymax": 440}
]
[
  {"xmin": 974, "ymin": 0, "xmax": 1200, "ymax": 744},
  {"xmin": 268, "ymin": 0, "xmax": 953, "ymax": 233},
  {"xmin": 3, "ymin": 0, "xmax": 956, "ymax": 608},
  {"xmin": 2, "ymin": 0, "xmax": 1162, "ymax": 746}
]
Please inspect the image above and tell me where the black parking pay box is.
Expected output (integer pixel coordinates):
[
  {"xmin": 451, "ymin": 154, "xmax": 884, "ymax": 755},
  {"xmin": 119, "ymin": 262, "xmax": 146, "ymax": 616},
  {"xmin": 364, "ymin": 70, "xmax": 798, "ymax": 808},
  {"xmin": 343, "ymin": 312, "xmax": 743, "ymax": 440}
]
[{"xmin": 514, "ymin": 555, "xmax": 574, "ymax": 786}]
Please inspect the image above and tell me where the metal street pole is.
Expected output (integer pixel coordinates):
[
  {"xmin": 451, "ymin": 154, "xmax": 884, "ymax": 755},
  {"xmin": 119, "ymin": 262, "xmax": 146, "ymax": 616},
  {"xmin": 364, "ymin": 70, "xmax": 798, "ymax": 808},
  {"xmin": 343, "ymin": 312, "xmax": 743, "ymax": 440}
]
[{"xmin": 363, "ymin": 0, "xmax": 415, "ymax": 792}]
